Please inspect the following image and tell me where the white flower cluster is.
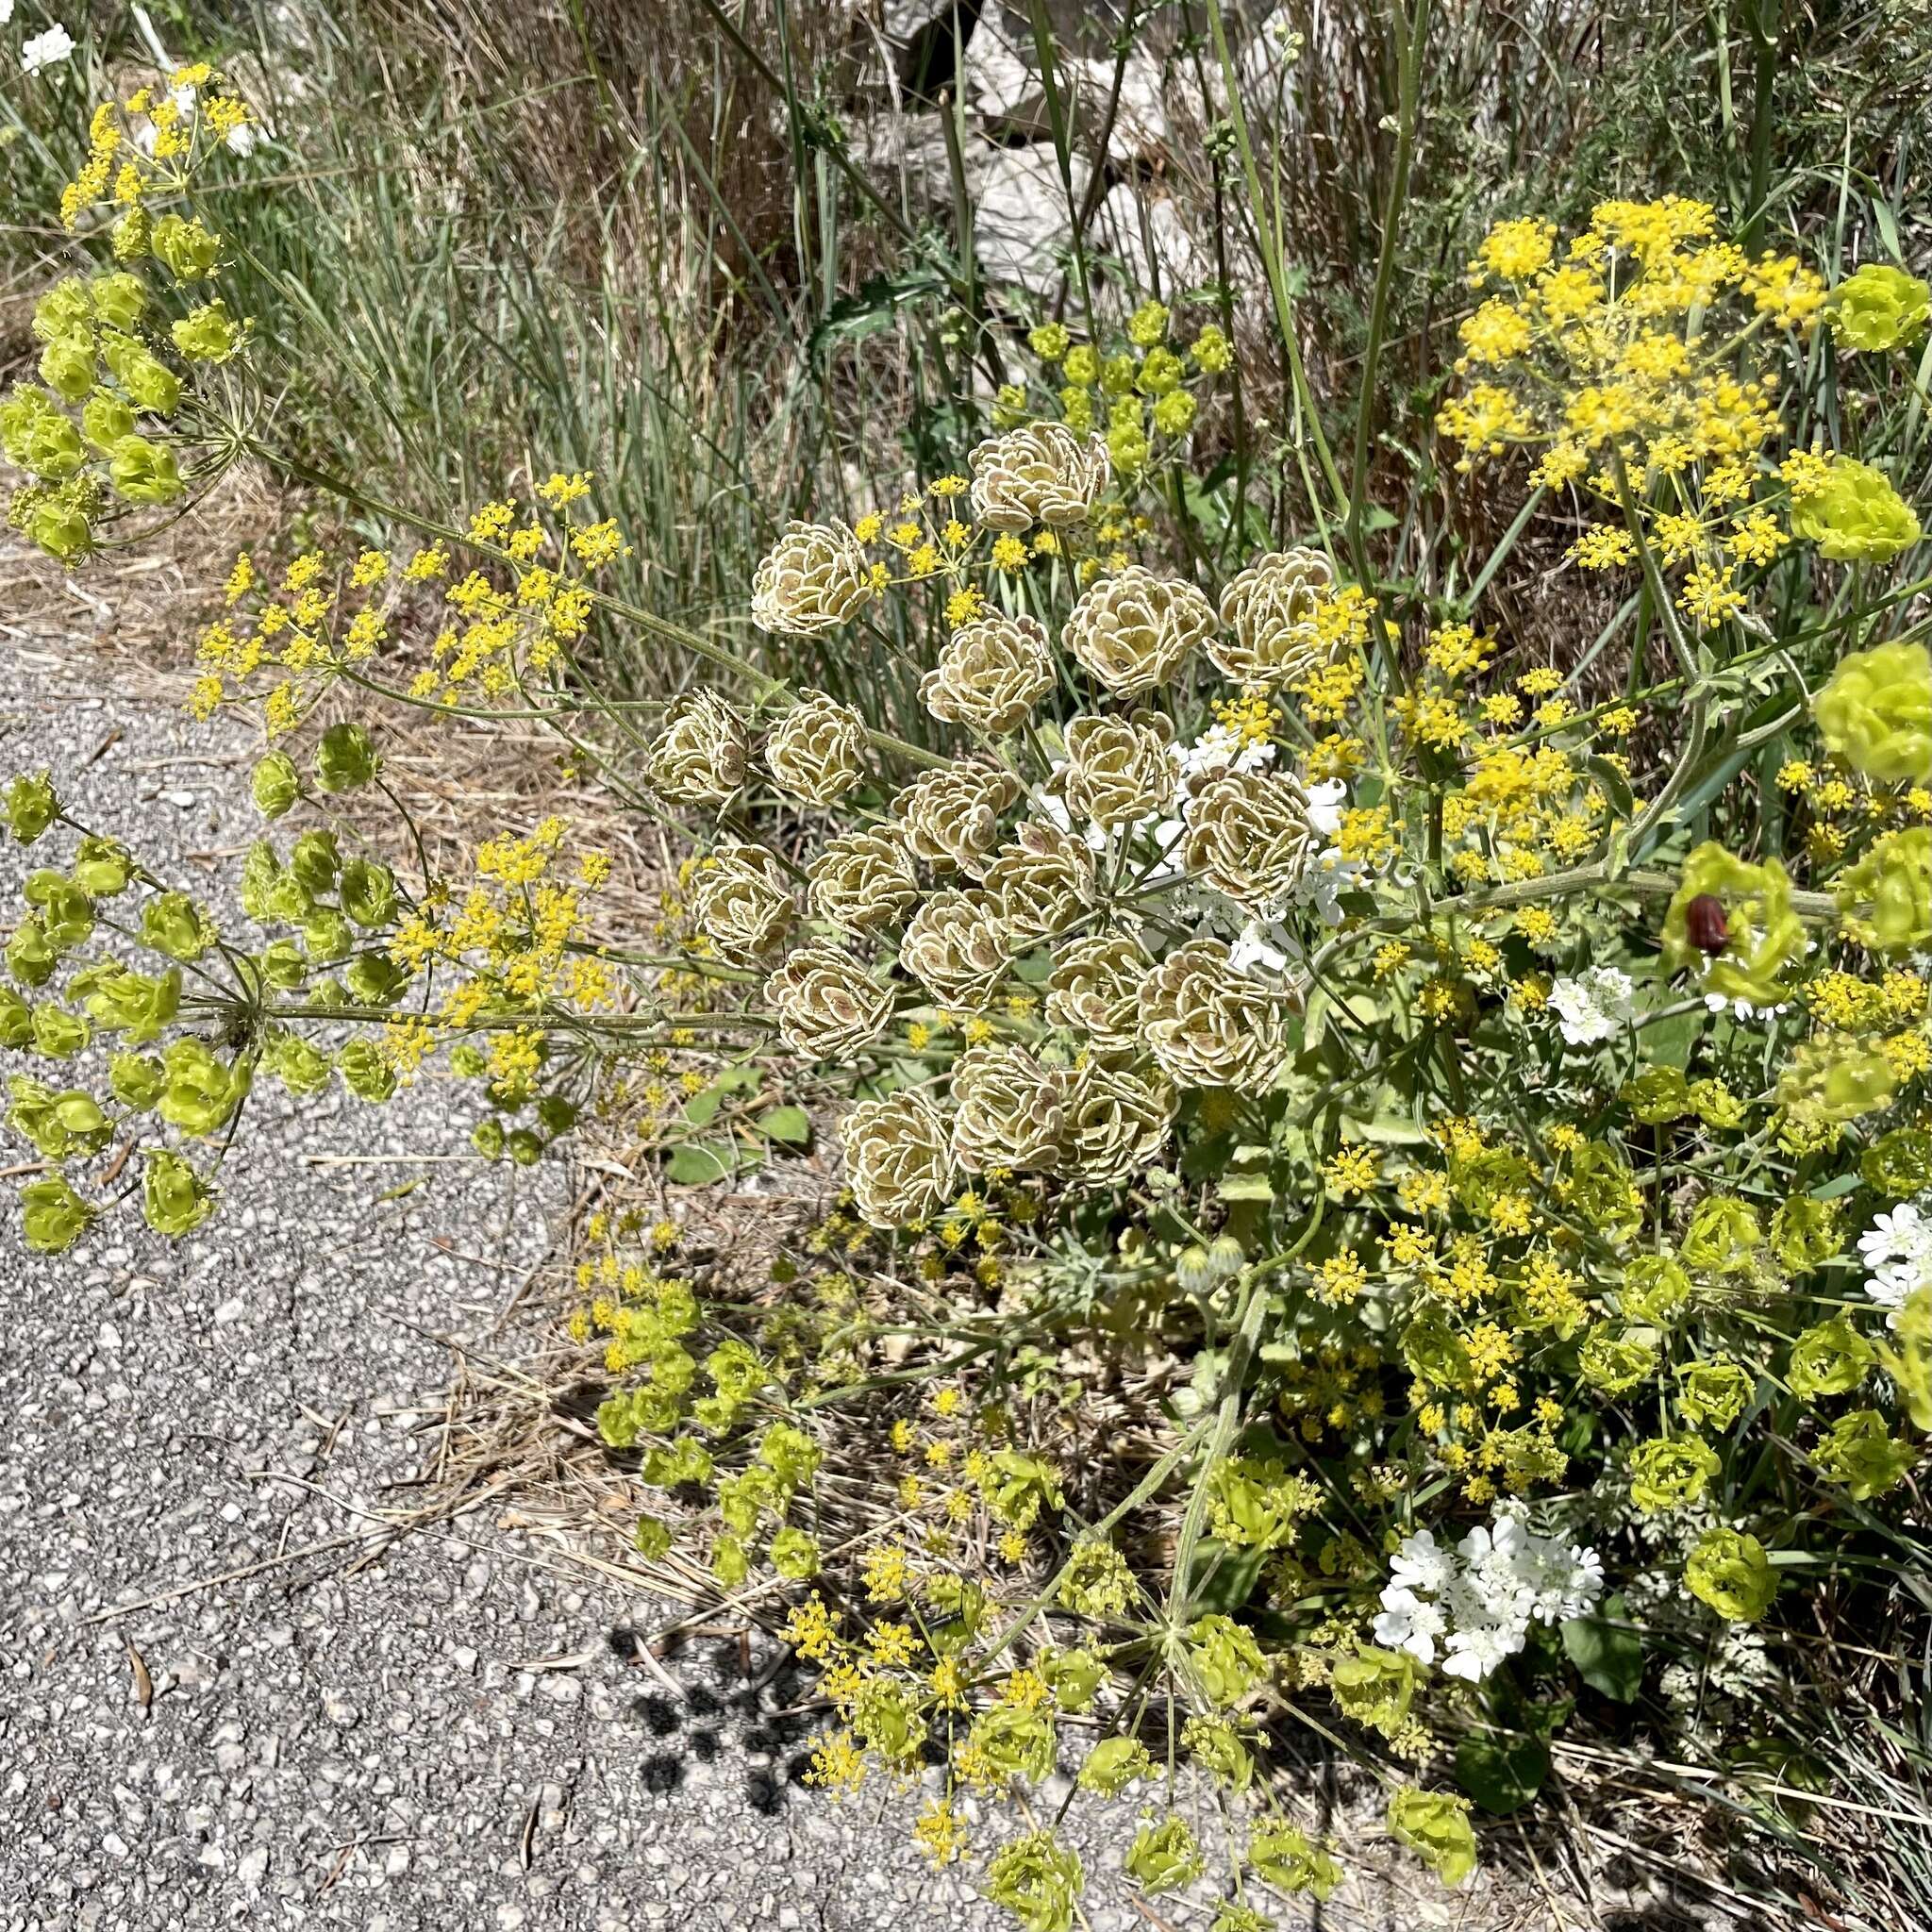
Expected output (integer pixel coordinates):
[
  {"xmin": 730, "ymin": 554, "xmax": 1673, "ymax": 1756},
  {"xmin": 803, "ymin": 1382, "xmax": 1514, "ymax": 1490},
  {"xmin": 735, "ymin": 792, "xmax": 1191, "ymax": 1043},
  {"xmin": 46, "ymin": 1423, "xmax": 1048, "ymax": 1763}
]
[
  {"xmin": 1374, "ymin": 1512, "xmax": 1604, "ymax": 1682},
  {"xmin": 1857, "ymin": 1201, "xmax": 1932, "ymax": 1324},
  {"xmin": 22, "ymin": 23, "xmax": 75, "ymax": 74},
  {"xmin": 1548, "ymin": 966, "xmax": 1636, "ymax": 1047}
]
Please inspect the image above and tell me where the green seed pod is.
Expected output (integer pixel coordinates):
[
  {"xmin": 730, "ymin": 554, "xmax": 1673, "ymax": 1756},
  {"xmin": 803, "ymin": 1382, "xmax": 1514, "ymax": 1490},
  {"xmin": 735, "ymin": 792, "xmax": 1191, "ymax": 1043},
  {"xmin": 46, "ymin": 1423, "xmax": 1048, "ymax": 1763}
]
[
  {"xmin": 259, "ymin": 938, "xmax": 307, "ymax": 990},
  {"xmin": 343, "ymin": 954, "xmax": 407, "ymax": 1007},
  {"xmin": 25, "ymin": 870, "xmax": 93, "ymax": 947},
  {"xmin": 303, "ymin": 909, "xmax": 353, "ymax": 964},
  {"xmin": 101, "ymin": 333, "xmax": 182, "ymax": 415},
  {"xmin": 70, "ymin": 395, "xmax": 117, "ymax": 458},
  {"xmin": 143, "ymin": 1149, "xmax": 216, "ymax": 1237},
  {"xmin": 5, "ymin": 773, "xmax": 59, "ymax": 844},
  {"xmin": 506, "ymin": 1128, "xmax": 543, "ymax": 1167},
  {"xmin": 73, "ymin": 836, "xmax": 132, "ymax": 896},
  {"xmin": 339, "ymin": 1038, "xmax": 396, "ymax": 1103},
  {"xmin": 21, "ymin": 1174, "xmax": 91, "ymax": 1254},
  {"xmin": 250, "ymin": 751, "xmax": 300, "ymax": 818},
  {"xmin": 290, "ymin": 828, "xmax": 341, "ymax": 894},
  {"xmin": 22, "ymin": 484, "xmax": 95, "ymax": 559},
  {"xmin": 1685, "ymin": 1526, "xmax": 1777, "ymax": 1622},
  {"xmin": 40, "ymin": 334, "xmax": 96, "ymax": 404},
  {"xmin": 266, "ymin": 1030, "xmax": 331, "ymax": 1096},
  {"xmin": 110, "ymin": 208, "xmax": 151, "ymax": 262},
  {"xmin": 0, "ymin": 395, "xmax": 85, "ymax": 480},
  {"xmin": 151, "ymin": 212, "xmax": 222, "ymax": 281},
  {"xmin": 141, "ymin": 891, "xmax": 209, "ymax": 961},
  {"xmin": 171, "ymin": 300, "xmax": 243, "ymax": 362},
  {"xmin": 109, "ymin": 1051, "xmax": 166, "ymax": 1110},
  {"xmin": 315, "ymin": 721, "xmax": 377, "ymax": 793},
  {"xmin": 108, "ymin": 433, "xmax": 185, "ymax": 507},
  {"xmin": 340, "ymin": 858, "xmax": 396, "ymax": 928},
  {"xmin": 88, "ymin": 271, "xmax": 147, "ymax": 332},
  {"xmin": 1124, "ymin": 1817, "xmax": 1202, "ymax": 1897},
  {"xmin": 471, "ymin": 1118, "xmax": 504, "ymax": 1159},
  {"xmin": 30, "ymin": 1006, "xmax": 90, "ymax": 1058},
  {"xmin": 0, "ymin": 989, "xmax": 31, "ymax": 1049},
  {"xmin": 158, "ymin": 1038, "xmax": 248, "ymax": 1136},
  {"xmin": 33, "ymin": 276, "xmax": 93, "ymax": 341},
  {"xmin": 7, "ymin": 919, "xmax": 58, "ymax": 988}
]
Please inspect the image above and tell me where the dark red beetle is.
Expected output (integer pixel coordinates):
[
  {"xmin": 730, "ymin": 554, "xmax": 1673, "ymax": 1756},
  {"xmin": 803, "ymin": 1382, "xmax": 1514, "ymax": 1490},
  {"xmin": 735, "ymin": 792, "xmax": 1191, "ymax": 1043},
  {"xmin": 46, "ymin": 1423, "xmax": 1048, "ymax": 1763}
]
[{"xmin": 1684, "ymin": 894, "xmax": 1730, "ymax": 954}]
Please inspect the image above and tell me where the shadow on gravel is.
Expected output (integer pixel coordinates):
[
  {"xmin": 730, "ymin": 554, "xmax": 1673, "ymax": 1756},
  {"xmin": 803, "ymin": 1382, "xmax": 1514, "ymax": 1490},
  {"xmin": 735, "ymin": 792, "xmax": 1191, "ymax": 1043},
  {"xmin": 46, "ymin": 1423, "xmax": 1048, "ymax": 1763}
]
[{"xmin": 608, "ymin": 1627, "xmax": 821, "ymax": 1814}]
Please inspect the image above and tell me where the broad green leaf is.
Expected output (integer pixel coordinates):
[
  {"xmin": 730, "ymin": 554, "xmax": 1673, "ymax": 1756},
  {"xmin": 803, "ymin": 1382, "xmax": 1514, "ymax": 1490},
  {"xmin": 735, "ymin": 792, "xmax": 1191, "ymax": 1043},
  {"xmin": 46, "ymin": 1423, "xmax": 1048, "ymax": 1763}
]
[
  {"xmin": 1561, "ymin": 1593, "xmax": 1643, "ymax": 1702},
  {"xmin": 757, "ymin": 1105, "xmax": 812, "ymax": 1145},
  {"xmin": 1455, "ymin": 1733, "xmax": 1549, "ymax": 1814},
  {"xmin": 666, "ymin": 1141, "xmax": 738, "ymax": 1185}
]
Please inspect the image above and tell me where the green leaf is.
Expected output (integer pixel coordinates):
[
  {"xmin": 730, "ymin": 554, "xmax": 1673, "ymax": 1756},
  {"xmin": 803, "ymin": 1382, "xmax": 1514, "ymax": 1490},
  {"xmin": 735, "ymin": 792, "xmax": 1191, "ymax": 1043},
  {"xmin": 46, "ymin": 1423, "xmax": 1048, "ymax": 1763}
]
[
  {"xmin": 1455, "ymin": 1733, "xmax": 1549, "ymax": 1814},
  {"xmin": 1181, "ymin": 1538, "xmax": 1271, "ymax": 1615},
  {"xmin": 757, "ymin": 1105, "xmax": 812, "ymax": 1146},
  {"xmin": 683, "ymin": 1083, "xmax": 726, "ymax": 1126},
  {"xmin": 666, "ymin": 1141, "xmax": 738, "ymax": 1186},
  {"xmin": 1561, "ymin": 1593, "xmax": 1644, "ymax": 1702},
  {"xmin": 1218, "ymin": 1172, "xmax": 1274, "ymax": 1203}
]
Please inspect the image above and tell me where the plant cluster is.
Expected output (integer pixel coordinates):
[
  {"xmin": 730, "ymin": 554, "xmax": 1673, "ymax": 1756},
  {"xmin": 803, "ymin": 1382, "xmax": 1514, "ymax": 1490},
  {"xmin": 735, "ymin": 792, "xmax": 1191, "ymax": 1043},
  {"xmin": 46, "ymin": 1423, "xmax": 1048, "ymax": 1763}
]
[{"xmin": 6, "ymin": 56, "xmax": 1932, "ymax": 1930}]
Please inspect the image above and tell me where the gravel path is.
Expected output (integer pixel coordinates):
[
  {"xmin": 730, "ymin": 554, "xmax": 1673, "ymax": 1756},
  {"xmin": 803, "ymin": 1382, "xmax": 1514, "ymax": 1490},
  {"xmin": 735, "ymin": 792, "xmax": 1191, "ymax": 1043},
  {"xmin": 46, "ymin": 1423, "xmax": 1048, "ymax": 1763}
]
[
  {"xmin": 0, "ymin": 637, "xmax": 1277, "ymax": 1932},
  {"xmin": 0, "ymin": 639, "xmax": 1019, "ymax": 1932},
  {"xmin": 0, "ymin": 631, "xmax": 1717, "ymax": 1932}
]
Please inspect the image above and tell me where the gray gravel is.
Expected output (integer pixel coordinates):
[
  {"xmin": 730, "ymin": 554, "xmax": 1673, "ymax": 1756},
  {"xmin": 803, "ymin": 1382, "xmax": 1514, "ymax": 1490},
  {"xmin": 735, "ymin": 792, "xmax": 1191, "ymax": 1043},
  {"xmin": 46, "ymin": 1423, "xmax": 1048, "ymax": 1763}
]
[
  {"xmin": 0, "ymin": 641, "xmax": 1135, "ymax": 1932},
  {"xmin": 0, "ymin": 634, "xmax": 1721, "ymax": 1932}
]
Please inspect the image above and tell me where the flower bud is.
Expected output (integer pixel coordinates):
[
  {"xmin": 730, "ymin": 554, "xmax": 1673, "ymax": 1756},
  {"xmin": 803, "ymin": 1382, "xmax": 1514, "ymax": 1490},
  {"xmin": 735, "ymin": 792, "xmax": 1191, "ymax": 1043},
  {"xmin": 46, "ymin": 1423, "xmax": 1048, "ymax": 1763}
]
[
  {"xmin": 1174, "ymin": 1244, "xmax": 1215, "ymax": 1294},
  {"xmin": 1207, "ymin": 1233, "xmax": 1246, "ymax": 1280}
]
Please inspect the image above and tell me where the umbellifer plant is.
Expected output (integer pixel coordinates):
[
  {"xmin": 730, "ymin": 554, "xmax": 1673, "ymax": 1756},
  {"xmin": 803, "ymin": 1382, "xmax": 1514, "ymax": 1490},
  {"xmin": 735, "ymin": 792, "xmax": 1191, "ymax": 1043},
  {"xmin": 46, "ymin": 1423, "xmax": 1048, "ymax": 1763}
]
[{"xmin": 6, "ymin": 61, "xmax": 1932, "ymax": 1930}]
